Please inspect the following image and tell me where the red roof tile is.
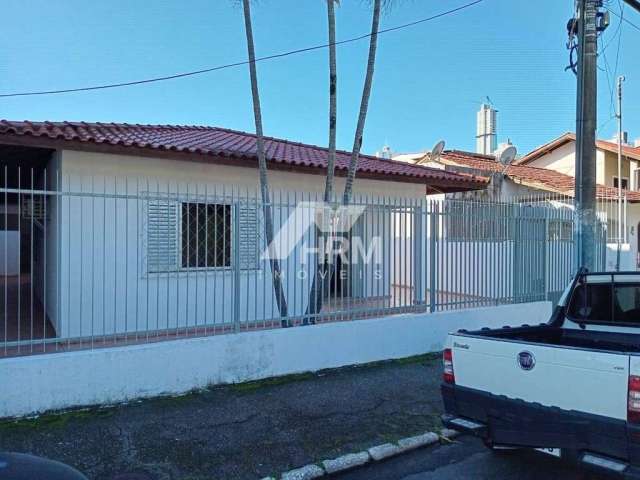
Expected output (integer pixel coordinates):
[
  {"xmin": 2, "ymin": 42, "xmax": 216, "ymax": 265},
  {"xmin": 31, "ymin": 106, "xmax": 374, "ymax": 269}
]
[
  {"xmin": 0, "ymin": 120, "xmax": 487, "ymax": 191},
  {"xmin": 441, "ymin": 150, "xmax": 640, "ymax": 203}
]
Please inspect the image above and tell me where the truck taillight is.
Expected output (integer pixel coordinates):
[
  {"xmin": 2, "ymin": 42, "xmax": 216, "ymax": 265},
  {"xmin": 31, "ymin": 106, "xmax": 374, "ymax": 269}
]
[
  {"xmin": 443, "ymin": 348, "xmax": 455, "ymax": 384},
  {"xmin": 628, "ymin": 376, "xmax": 640, "ymax": 423}
]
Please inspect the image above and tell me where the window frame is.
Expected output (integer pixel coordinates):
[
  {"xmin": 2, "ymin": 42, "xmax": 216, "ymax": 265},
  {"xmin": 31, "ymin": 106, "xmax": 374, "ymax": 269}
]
[{"xmin": 144, "ymin": 192, "xmax": 261, "ymax": 275}]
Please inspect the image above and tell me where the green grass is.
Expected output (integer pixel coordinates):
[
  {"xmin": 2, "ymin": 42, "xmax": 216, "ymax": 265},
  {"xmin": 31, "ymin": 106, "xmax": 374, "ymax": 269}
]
[{"xmin": 0, "ymin": 407, "xmax": 114, "ymax": 432}]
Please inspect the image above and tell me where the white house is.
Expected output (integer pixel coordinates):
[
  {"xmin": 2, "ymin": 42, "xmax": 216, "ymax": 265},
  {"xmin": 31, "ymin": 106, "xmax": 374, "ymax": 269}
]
[
  {"xmin": 0, "ymin": 120, "xmax": 485, "ymax": 349},
  {"xmin": 395, "ymin": 143, "xmax": 640, "ymax": 271}
]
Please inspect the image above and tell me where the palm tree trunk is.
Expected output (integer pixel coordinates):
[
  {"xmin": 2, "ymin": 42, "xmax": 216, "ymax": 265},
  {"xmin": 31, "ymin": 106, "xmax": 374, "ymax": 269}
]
[
  {"xmin": 324, "ymin": 0, "xmax": 338, "ymax": 204},
  {"xmin": 242, "ymin": 0, "xmax": 289, "ymax": 323},
  {"xmin": 304, "ymin": 0, "xmax": 339, "ymax": 322},
  {"xmin": 342, "ymin": 0, "xmax": 381, "ymax": 206}
]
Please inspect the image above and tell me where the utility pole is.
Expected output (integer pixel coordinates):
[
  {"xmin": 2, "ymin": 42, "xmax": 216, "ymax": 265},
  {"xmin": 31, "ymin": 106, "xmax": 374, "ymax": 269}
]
[
  {"xmin": 616, "ymin": 75, "xmax": 625, "ymax": 272},
  {"xmin": 574, "ymin": 0, "xmax": 600, "ymax": 271}
]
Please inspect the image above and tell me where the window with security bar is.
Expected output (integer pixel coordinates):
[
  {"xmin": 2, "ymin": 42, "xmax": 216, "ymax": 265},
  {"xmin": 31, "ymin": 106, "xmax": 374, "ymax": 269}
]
[
  {"xmin": 146, "ymin": 197, "xmax": 260, "ymax": 273},
  {"xmin": 444, "ymin": 201, "xmax": 513, "ymax": 241},
  {"xmin": 548, "ymin": 219, "xmax": 573, "ymax": 241},
  {"xmin": 181, "ymin": 202, "xmax": 232, "ymax": 269}
]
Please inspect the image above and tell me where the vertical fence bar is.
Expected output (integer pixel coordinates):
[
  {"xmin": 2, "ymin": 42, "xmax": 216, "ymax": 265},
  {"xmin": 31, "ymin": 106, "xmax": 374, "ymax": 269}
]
[
  {"xmin": 204, "ymin": 182, "xmax": 209, "ymax": 335},
  {"xmin": 185, "ymin": 181, "xmax": 190, "ymax": 338},
  {"xmin": 17, "ymin": 167, "xmax": 21, "ymax": 353},
  {"xmin": 233, "ymin": 194, "xmax": 241, "ymax": 332},
  {"xmin": 56, "ymin": 171, "xmax": 63, "ymax": 351},
  {"xmin": 30, "ymin": 169, "xmax": 34, "ymax": 352},
  {"xmin": 3, "ymin": 165, "xmax": 7, "ymax": 355},
  {"xmin": 90, "ymin": 176, "xmax": 95, "ymax": 348},
  {"xmin": 135, "ymin": 177, "xmax": 140, "ymax": 342},
  {"xmin": 144, "ymin": 181, "xmax": 149, "ymax": 341},
  {"xmin": 42, "ymin": 169, "xmax": 48, "ymax": 352},
  {"xmin": 112, "ymin": 176, "xmax": 117, "ymax": 343},
  {"xmin": 100, "ymin": 178, "xmax": 107, "ymax": 346},
  {"xmin": 429, "ymin": 201, "xmax": 437, "ymax": 313}
]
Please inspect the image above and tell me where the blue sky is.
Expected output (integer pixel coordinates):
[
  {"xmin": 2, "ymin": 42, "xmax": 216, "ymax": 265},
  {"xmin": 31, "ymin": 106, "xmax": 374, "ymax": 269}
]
[{"xmin": 1, "ymin": 0, "xmax": 638, "ymax": 156}]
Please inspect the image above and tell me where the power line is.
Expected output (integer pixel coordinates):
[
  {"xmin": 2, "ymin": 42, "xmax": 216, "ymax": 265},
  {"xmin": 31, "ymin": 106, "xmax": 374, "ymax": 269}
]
[
  {"xmin": 0, "ymin": 0, "xmax": 483, "ymax": 99},
  {"xmin": 600, "ymin": 1, "xmax": 624, "ymax": 53},
  {"xmin": 607, "ymin": 5, "xmax": 640, "ymax": 31},
  {"xmin": 611, "ymin": 1, "xmax": 624, "ymax": 82},
  {"xmin": 601, "ymin": 47, "xmax": 616, "ymax": 118}
]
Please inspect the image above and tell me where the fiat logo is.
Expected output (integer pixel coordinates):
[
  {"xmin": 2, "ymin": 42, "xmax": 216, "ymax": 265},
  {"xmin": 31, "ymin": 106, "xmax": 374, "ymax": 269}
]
[{"xmin": 517, "ymin": 351, "xmax": 536, "ymax": 371}]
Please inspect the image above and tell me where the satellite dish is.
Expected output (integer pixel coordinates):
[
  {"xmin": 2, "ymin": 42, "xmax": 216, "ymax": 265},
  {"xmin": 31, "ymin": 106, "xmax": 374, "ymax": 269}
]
[
  {"xmin": 417, "ymin": 140, "xmax": 446, "ymax": 165},
  {"xmin": 496, "ymin": 144, "xmax": 517, "ymax": 166},
  {"xmin": 430, "ymin": 140, "xmax": 446, "ymax": 163}
]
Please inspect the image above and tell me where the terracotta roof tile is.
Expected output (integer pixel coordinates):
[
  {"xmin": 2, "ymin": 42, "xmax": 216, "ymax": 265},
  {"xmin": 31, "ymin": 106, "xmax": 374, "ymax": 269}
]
[
  {"xmin": 442, "ymin": 150, "xmax": 640, "ymax": 203},
  {"xmin": 0, "ymin": 120, "xmax": 487, "ymax": 190}
]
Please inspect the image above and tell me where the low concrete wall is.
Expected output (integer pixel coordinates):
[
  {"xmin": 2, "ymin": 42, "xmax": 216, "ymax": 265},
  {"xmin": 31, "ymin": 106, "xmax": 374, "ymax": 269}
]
[{"xmin": 0, "ymin": 301, "xmax": 551, "ymax": 419}]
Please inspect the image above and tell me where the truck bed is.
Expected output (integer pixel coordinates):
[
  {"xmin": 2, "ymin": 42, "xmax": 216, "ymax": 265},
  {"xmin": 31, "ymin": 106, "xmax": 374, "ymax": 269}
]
[{"xmin": 458, "ymin": 324, "xmax": 640, "ymax": 354}]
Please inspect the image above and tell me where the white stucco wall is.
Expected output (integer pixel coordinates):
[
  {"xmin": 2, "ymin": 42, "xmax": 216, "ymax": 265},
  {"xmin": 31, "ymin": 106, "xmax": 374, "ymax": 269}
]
[
  {"xmin": 51, "ymin": 150, "xmax": 426, "ymax": 339},
  {"xmin": 525, "ymin": 141, "xmax": 577, "ymax": 177},
  {"xmin": 0, "ymin": 300, "xmax": 552, "ymax": 419},
  {"xmin": 524, "ymin": 141, "xmax": 608, "ymax": 185},
  {"xmin": 61, "ymin": 150, "xmax": 427, "ymax": 199}
]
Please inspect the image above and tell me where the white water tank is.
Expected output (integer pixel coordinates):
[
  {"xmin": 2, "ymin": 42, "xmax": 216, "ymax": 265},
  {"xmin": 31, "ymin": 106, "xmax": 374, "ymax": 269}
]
[{"xmin": 476, "ymin": 104, "xmax": 497, "ymax": 155}]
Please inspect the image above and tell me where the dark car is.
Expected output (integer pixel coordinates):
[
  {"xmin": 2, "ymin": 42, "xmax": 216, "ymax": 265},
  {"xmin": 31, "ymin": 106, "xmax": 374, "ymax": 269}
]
[{"xmin": 0, "ymin": 452, "xmax": 88, "ymax": 480}]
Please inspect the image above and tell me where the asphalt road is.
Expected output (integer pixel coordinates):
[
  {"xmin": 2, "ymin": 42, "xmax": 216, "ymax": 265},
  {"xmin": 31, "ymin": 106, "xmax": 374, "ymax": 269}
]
[
  {"xmin": 0, "ymin": 356, "xmax": 445, "ymax": 480},
  {"xmin": 330, "ymin": 436, "xmax": 599, "ymax": 480}
]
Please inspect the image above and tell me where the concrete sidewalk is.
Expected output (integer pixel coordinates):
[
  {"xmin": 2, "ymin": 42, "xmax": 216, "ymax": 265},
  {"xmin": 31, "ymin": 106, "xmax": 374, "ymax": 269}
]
[{"xmin": 0, "ymin": 355, "xmax": 444, "ymax": 480}]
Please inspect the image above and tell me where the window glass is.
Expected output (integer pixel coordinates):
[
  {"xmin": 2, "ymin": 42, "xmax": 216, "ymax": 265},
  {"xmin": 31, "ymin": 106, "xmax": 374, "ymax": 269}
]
[
  {"xmin": 567, "ymin": 283, "xmax": 612, "ymax": 322},
  {"xmin": 181, "ymin": 202, "xmax": 231, "ymax": 268},
  {"xmin": 567, "ymin": 282, "xmax": 640, "ymax": 325},
  {"xmin": 613, "ymin": 177, "xmax": 629, "ymax": 190},
  {"xmin": 613, "ymin": 285, "xmax": 640, "ymax": 324}
]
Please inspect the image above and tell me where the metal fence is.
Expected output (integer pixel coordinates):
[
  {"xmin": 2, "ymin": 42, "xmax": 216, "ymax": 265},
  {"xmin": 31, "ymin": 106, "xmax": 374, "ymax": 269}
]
[
  {"xmin": 511, "ymin": 190, "xmax": 630, "ymax": 244},
  {"xmin": 0, "ymin": 170, "xmax": 605, "ymax": 358}
]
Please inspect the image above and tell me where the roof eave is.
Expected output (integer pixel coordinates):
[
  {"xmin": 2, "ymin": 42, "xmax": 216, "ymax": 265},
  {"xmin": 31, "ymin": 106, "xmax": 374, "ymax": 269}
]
[{"xmin": 0, "ymin": 133, "xmax": 484, "ymax": 190}]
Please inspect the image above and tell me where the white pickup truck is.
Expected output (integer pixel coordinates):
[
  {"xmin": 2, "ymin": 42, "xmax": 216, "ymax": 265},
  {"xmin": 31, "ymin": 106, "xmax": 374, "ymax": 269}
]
[{"xmin": 441, "ymin": 270, "xmax": 640, "ymax": 478}]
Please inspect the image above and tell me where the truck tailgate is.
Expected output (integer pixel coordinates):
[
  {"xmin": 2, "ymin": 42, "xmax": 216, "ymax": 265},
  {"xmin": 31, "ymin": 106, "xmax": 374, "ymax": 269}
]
[{"xmin": 451, "ymin": 335, "xmax": 630, "ymax": 420}]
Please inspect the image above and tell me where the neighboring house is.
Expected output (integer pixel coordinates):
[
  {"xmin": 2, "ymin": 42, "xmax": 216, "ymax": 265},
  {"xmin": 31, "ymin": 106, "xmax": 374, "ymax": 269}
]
[
  {"xmin": 514, "ymin": 132, "xmax": 640, "ymax": 268},
  {"xmin": 515, "ymin": 132, "xmax": 640, "ymax": 191},
  {"xmin": 0, "ymin": 120, "xmax": 486, "ymax": 345},
  {"xmin": 395, "ymin": 145, "xmax": 640, "ymax": 270}
]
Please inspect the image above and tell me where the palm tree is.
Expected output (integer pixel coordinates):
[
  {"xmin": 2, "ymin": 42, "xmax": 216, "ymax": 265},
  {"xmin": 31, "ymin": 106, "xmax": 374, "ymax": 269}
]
[
  {"xmin": 342, "ymin": 0, "xmax": 382, "ymax": 205},
  {"xmin": 304, "ymin": 0, "xmax": 339, "ymax": 322},
  {"xmin": 324, "ymin": 0, "xmax": 339, "ymax": 204},
  {"xmin": 306, "ymin": 0, "xmax": 385, "ymax": 321},
  {"xmin": 241, "ymin": 0, "xmax": 289, "ymax": 324}
]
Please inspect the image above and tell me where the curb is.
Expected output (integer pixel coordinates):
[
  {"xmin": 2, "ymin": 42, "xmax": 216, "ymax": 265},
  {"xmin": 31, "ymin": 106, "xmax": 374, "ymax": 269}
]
[{"xmin": 273, "ymin": 427, "xmax": 460, "ymax": 479}]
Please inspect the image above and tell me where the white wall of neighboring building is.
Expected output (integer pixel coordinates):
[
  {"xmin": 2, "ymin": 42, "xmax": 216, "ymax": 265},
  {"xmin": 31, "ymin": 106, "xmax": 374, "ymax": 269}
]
[
  {"xmin": 522, "ymin": 141, "xmax": 607, "ymax": 185},
  {"xmin": 524, "ymin": 141, "xmax": 576, "ymax": 176}
]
